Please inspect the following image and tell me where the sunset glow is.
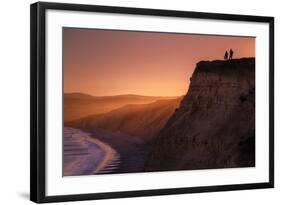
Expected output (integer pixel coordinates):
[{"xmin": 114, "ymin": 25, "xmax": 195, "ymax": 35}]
[{"xmin": 63, "ymin": 28, "xmax": 255, "ymax": 96}]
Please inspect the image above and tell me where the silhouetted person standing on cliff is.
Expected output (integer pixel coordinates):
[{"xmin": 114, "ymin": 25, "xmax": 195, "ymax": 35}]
[
  {"xmin": 224, "ymin": 51, "xmax": 228, "ymax": 60},
  {"xmin": 229, "ymin": 49, "xmax": 234, "ymax": 60}
]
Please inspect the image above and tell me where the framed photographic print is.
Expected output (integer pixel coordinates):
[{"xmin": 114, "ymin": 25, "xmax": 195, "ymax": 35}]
[{"xmin": 30, "ymin": 2, "xmax": 274, "ymax": 203}]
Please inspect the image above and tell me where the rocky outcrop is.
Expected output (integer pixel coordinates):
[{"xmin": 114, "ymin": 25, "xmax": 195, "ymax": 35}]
[{"xmin": 145, "ymin": 58, "xmax": 255, "ymax": 171}]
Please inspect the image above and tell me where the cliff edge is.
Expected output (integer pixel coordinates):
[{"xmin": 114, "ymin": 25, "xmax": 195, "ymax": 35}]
[{"xmin": 145, "ymin": 58, "xmax": 255, "ymax": 171}]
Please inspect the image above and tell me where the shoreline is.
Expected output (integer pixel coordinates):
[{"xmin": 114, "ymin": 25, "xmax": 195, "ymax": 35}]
[
  {"xmin": 87, "ymin": 136, "xmax": 118, "ymax": 174},
  {"xmin": 64, "ymin": 127, "xmax": 120, "ymax": 176}
]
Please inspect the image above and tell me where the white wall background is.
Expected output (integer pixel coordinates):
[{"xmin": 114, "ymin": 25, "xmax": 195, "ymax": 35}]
[{"xmin": 0, "ymin": 0, "xmax": 279, "ymax": 204}]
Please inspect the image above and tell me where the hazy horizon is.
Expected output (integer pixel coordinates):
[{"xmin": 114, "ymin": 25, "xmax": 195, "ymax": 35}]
[
  {"xmin": 64, "ymin": 28, "xmax": 255, "ymax": 96},
  {"xmin": 64, "ymin": 91, "xmax": 182, "ymax": 98}
]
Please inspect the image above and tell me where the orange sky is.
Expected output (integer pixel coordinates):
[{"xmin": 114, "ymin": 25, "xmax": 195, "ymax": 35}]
[{"xmin": 63, "ymin": 28, "xmax": 255, "ymax": 96}]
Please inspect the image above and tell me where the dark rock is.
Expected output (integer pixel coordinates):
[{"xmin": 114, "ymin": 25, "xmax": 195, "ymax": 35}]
[{"xmin": 145, "ymin": 58, "xmax": 255, "ymax": 171}]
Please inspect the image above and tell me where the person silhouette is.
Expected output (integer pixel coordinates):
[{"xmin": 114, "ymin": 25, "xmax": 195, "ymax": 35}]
[
  {"xmin": 224, "ymin": 51, "xmax": 228, "ymax": 60},
  {"xmin": 229, "ymin": 49, "xmax": 234, "ymax": 60}
]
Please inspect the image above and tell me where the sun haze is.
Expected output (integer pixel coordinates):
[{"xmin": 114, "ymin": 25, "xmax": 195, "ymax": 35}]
[{"xmin": 63, "ymin": 28, "xmax": 255, "ymax": 97}]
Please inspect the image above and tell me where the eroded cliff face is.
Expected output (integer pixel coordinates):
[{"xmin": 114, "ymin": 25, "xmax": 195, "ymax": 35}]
[{"xmin": 145, "ymin": 58, "xmax": 255, "ymax": 171}]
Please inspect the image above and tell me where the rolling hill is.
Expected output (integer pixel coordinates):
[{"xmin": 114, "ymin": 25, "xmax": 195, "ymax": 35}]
[
  {"xmin": 66, "ymin": 97, "xmax": 182, "ymax": 142},
  {"xmin": 64, "ymin": 93, "xmax": 178, "ymax": 122}
]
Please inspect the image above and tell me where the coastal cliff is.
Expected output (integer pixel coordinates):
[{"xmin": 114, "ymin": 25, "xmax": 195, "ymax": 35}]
[{"xmin": 145, "ymin": 58, "xmax": 255, "ymax": 171}]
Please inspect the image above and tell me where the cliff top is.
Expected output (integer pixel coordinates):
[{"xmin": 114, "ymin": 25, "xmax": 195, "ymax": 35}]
[
  {"xmin": 197, "ymin": 57, "xmax": 255, "ymax": 67},
  {"xmin": 194, "ymin": 58, "xmax": 255, "ymax": 74}
]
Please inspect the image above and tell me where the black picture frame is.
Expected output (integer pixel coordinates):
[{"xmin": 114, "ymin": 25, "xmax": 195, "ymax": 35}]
[{"xmin": 30, "ymin": 2, "xmax": 274, "ymax": 203}]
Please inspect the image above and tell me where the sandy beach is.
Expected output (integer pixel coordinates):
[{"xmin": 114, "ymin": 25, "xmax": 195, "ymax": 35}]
[{"xmin": 64, "ymin": 127, "xmax": 120, "ymax": 176}]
